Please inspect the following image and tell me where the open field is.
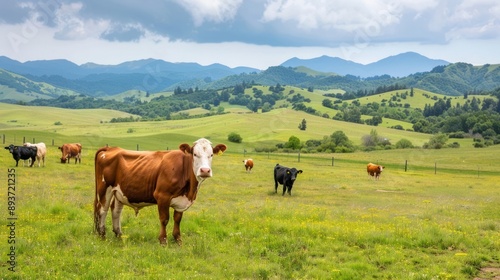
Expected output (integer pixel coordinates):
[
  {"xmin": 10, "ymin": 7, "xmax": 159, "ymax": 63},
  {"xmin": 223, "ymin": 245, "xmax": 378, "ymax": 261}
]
[{"xmin": 0, "ymin": 105, "xmax": 499, "ymax": 279}]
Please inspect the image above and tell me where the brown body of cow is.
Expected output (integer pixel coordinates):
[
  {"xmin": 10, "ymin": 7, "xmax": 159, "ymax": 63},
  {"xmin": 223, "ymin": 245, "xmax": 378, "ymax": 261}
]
[
  {"xmin": 367, "ymin": 163, "xmax": 384, "ymax": 180},
  {"xmin": 58, "ymin": 143, "xmax": 82, "ymax": 164},
  {"xmin": 94, "ymin": 138, "xmax": 227, "ymax": 245},
  {"xmin": 243, "ymin": 159, "xmax": 253, "ymax": 172}
]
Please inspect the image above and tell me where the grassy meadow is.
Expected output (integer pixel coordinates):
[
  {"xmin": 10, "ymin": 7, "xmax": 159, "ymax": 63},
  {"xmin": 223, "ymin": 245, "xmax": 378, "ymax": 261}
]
[{"xmin": 0, "ymin": 104, "xmax": 499, "ymax": 279}]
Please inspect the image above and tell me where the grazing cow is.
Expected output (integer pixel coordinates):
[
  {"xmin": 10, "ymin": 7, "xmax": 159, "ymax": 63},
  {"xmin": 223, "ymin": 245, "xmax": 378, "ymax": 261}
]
[
  {"xmin": 4, "ymin": 144, "xmax": 37, "ymax": 167},
  {"xmin": 58, "ymin": 143, "xmax": 82, "ymax": 164},
  {"xmin": 94, "ymin": 138, "xmax": 227, "ymax": 245},
  {"xmin": 367, "ymin": 163, "xmax": 385, "ymax": 180},
  {"xmin": 274, "ymin": 163, "xmax": 303, "ymax": 196},
  {"xmin": 23, "ymin": 142, "xmax": 47, "ymax": 167},
  {"xmin": 243, "ymin": 159, "xmax": 254, "ymax": 172}
]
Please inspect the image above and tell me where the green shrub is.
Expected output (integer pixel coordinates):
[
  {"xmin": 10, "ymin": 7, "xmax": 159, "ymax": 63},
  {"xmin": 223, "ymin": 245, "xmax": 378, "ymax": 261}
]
[{"xmin": 228, "ymin": 132, "xmax": 242, "ymax": 143}]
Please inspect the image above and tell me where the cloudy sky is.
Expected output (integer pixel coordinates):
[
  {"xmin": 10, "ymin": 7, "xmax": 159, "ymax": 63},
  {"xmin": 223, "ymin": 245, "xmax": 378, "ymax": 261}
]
[{"xmin": 1, "ymin": 0, "xmax": 499, "ymax": 69}]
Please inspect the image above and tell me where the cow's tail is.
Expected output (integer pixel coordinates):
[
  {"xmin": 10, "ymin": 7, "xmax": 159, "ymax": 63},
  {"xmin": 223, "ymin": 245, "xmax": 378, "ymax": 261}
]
[{"xmin": 94, "ymin": 146, "xmax": 109, "ymax": 234}]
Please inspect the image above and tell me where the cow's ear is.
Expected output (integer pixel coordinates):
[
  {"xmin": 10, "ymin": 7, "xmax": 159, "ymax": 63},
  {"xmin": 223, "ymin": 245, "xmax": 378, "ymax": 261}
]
[
  {"xmin": 298, "ymin": 170, "xmax": 303, "ymax": 174},
  {"xmin": 213, "ymin": 144, "xmax": 227, "ymax": 155},
  {"xmin": 179, "ymin": 143, "xmax": 192, "ymax": 154},
  {"xmin": 286, "ymin": 170, "xmax": 290, "ymax": 174}
]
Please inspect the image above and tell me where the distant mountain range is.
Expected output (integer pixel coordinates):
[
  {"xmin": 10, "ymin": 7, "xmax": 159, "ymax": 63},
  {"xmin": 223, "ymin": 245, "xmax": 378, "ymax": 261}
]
[
  {"xmin": 0, "ymin": 56, "xmax": 258, "ymax": 80},
  {"xmin": 1, "ymin": 52, "xmax": 499, "ymax": 101},
  {"xmin": 0, "ymin": 51, "xmax": 447, "ymax": 82},
  {"xmin": 281, "ymin": 52, "xmax": 450, "ymax": 77}
]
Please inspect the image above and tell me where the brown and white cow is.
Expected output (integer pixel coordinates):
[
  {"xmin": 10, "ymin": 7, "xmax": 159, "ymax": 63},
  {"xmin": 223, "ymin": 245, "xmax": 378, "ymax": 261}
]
[
  {"xmin": 58, "ymin": 143, "xmax": 82, "ymax": 164},
  {"xmin": 243, "ymin": 159, "xmax": 253, "ymax": 172},
  {"xmin": 23, "ymin": 142, "xmax": 47, "ymax": 167},
  {"xmin": 94, "ymin": 138, "xmax": 227, "ymax": 245},
  {"xmin": 367, "ymin": 163, "xmax": 385, "ymax": 180}
]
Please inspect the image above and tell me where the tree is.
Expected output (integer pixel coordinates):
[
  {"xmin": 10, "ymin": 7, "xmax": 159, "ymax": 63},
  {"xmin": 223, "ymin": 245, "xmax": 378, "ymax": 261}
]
[
  {"xmin": 285, "ymin": 135, "xmax": 301, "ymax": 150},
  {"xmin": 322, "ymin": 99, "xmax": 333, "ymax": 108},
  {"xmin": 320, "ymin": 131, "xmax": 355, "ymax": 153},
  {"xmin": 362, "ymin": 129, "xmax": 380, "ymax": 147},
  {"xmin": 227, "ymin": 132, "xmax": 242, "ymax": 143},
  {"xmin": 365, "ymin": 115, "xmax": 382, "ymax": 126},
  {"xmin": 261, "ymin": 102, "xmax": 272, "ymax": 112},
  {"xmin": 298, "ymin": 119, "xmax": 307, "ymax": 130},
  {"xmin": 395, "ymin": 138, "xmax": 414, "ymax": 149},
  {"xmin": 423, "ymin": 133, "xmax": 448, "ymax": 149}
]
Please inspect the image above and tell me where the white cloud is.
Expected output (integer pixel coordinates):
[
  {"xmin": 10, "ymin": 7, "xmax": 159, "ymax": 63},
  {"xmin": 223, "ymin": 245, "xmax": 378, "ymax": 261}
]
[
  {"xmin": 51, "ymin": 3, "xmax": 111, "ymax": 40},
  {"xmin": 261, "ymin": 0, "xmax": 402, "ymax": 32},
  {"xmin": 173, "ymin": 0, "xmax": 243, "ymax": 26}
]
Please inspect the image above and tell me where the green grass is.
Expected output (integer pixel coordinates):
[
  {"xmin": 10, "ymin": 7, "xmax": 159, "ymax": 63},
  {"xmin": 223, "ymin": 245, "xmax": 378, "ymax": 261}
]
[{"xmin": 0, "ymin": 104, "xmax": 499, "ymax": 279}]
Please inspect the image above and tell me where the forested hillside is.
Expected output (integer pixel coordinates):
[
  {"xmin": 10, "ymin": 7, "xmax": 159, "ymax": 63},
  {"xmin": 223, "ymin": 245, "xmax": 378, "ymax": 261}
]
[
  {"xmin": 2, "ymin": 62, "xmax": 500, "ymax": 100},
  {"xmin": 23, "ymin": 79, "xmax": 500, "ymax": 148},
  {"xmin": 2, "ymin": 61, "xmax": 500, "ymax": 148}
]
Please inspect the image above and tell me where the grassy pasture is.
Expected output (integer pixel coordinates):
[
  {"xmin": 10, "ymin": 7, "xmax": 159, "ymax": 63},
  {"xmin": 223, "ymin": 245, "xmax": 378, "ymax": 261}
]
[{"xmin": 0, "ymin": 105, "xmax": 499, "ymax": 279}]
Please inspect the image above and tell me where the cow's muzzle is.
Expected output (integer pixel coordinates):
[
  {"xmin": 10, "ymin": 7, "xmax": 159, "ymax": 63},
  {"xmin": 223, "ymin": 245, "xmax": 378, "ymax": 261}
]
[{"xmin": 198, "ymin": 167, "xmax": 212, "ymax": 178}]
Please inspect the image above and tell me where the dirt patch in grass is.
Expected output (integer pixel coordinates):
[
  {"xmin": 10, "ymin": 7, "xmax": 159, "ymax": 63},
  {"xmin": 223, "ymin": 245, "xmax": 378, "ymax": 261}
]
[{"xmin": 474, "ymin": 267, "xmax": 500, "ymax": 280}]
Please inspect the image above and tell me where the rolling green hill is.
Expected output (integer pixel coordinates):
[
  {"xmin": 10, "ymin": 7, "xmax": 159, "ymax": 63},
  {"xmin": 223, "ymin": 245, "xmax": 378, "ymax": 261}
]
[
  {"xmin": 0, "ymin": 102, "xmax": 455, "ymax": 152},
  {"xmin": 0, "ymin": 69, "xmax": 79, "ymax": 102}
]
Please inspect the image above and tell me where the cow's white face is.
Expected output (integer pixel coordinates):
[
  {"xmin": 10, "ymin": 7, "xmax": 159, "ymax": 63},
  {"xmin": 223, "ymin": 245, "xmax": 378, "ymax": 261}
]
[{"xmin": 192, "ymin": 138, "xmax": 215, "ymax": 181}]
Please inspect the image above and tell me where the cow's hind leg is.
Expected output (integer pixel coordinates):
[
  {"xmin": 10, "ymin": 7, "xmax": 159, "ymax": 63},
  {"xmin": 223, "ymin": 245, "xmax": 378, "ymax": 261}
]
[
  {"xmin": 111, "ymin": 198, "xmax": 124, "ymax": 237},
  {"xmin": 172, "ymin": 211, "xmax": 184, "ymax": 246},
  {"xmin": 95, "ymin": 187, "xmax": 112, "ymax": 238}
]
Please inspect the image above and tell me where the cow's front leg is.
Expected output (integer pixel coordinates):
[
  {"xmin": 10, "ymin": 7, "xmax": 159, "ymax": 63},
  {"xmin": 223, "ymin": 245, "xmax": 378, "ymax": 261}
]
[
  {"xmin": 111, "ymin": 199, "xmax": 124, "ymax": 237},
  {"xmin": 157, "ymin": 200, "xmax": 170, "ymax": 245},
  {"xmin": 172, "ymin": 210, "xmax": 184, "ymax": 246},
  {"xmin": 282, "ymin": 185, "xmax": 287, "ymax": 196}
]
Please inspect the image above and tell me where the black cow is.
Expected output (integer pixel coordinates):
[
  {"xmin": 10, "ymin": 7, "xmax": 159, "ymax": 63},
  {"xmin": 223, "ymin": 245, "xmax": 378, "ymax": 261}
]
[
  {"xmin": 274, "ymin": 164, "xmax": 303, "ymax": 196},
  {"xmin": 4, "ymin": 144, "xmax": 37, "ymax": 167}
]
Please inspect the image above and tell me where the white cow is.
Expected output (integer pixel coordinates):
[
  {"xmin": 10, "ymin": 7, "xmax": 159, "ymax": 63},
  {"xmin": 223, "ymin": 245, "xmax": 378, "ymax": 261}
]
[{"xmin": 23, "ymin": 142, "xmax": 47, "ymax": 167}]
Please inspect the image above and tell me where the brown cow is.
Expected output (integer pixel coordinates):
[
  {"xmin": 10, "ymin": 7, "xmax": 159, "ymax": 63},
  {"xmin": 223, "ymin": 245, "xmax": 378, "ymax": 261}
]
[
  {"xmin": 94, "ymin": 138, "xmax": 227, "ymax": 245},
  {"xmin": 243, "ymin": 159, "xmax": 253, "ymax": 172},
  {"xmin": 58, "ymin": 143, "xmax": 82, "ymax": 164},
  {"xmin": 367, "ymin": 163, "xmax": 385, "ymax": 180}
]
